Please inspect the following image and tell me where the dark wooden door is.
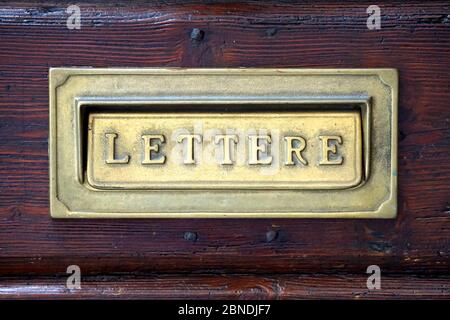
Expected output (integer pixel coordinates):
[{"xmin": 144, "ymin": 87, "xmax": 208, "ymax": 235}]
[{"xmin": 0, "ymin": 1, "xmax": 448, "ymax": 299}]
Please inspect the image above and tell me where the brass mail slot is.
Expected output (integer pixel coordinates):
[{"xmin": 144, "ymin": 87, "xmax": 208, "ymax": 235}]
[
  {"xmin": 87, "ymin": 111, "xmax": 362, "ymax": 190},
  {"xmin": 49, "ymin": 68, "xmax": 397, "ymax": 218}
]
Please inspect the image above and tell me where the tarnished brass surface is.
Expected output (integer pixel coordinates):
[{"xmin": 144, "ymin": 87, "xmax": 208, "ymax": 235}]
[
  {"xmin": 87, "ymin": 111, "xmax": 362, "ymax": 190},
  {"xmin": 49, "ymin": 68, "xmax": 397, "ymax": 218}
]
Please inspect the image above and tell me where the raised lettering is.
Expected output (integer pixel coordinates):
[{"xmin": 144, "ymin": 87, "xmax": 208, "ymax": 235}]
[
  {"xmin": 177, "ymin": 134, "xmax": 202, "ymax": 164},
  {"xmin": 214, "ymin": 134, "xmax": 238, "ymax": 165},
  {"xmin": 319, "ymin": 135, "xmax": 343, "ymax": 165},
  {"xmin": 284, "ymin": 136, "xmax": 307, "ymax": 165},
  {"xmin": 248, "ymin": 135, "xmax": 272, "ymax": 165},
  {"xmin": 142, "ymin": 134, "xmax": 165, "ymax": 164},
  {"xmin": 105, "ymin": 133, "xmax": 129, "ymax": 164}
]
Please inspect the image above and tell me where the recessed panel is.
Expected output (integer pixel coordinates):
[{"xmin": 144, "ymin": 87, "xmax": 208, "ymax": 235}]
[{"xmin": 87, "ymin": 111, "xmax": 362, "ymax": 190}]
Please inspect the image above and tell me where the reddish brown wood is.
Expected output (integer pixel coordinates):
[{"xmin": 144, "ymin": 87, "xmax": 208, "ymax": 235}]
[
  {"xmin": 0, "ymin": 274, "xmax": 448, "ymax": 299},
  {"xmin": 0, "ymin": 1, "xmax": 449, "ymax": 298}
]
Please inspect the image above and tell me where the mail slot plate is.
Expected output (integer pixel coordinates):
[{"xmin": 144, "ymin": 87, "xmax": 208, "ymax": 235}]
[{"xmin": 49, "ymin": 68, "xmax": 397, "ymax": 218}]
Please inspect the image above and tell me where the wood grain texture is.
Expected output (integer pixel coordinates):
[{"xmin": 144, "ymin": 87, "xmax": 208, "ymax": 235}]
[
  {"xmin": 1, "ymin": 274, "xmax": 449, "ymax": 299},
  {"xmin": 0, "ymin": 0, "xmax": 449, "ymax": 298}
]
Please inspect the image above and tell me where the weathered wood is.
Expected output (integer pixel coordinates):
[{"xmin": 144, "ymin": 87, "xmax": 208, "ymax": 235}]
[
  {"xmin": 0, "ymin": 274, "xmax": 448, "ymax": 299},
  {"xmin": 0, "ymin": 0, "xmax": 449, "ymax": 298}
]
